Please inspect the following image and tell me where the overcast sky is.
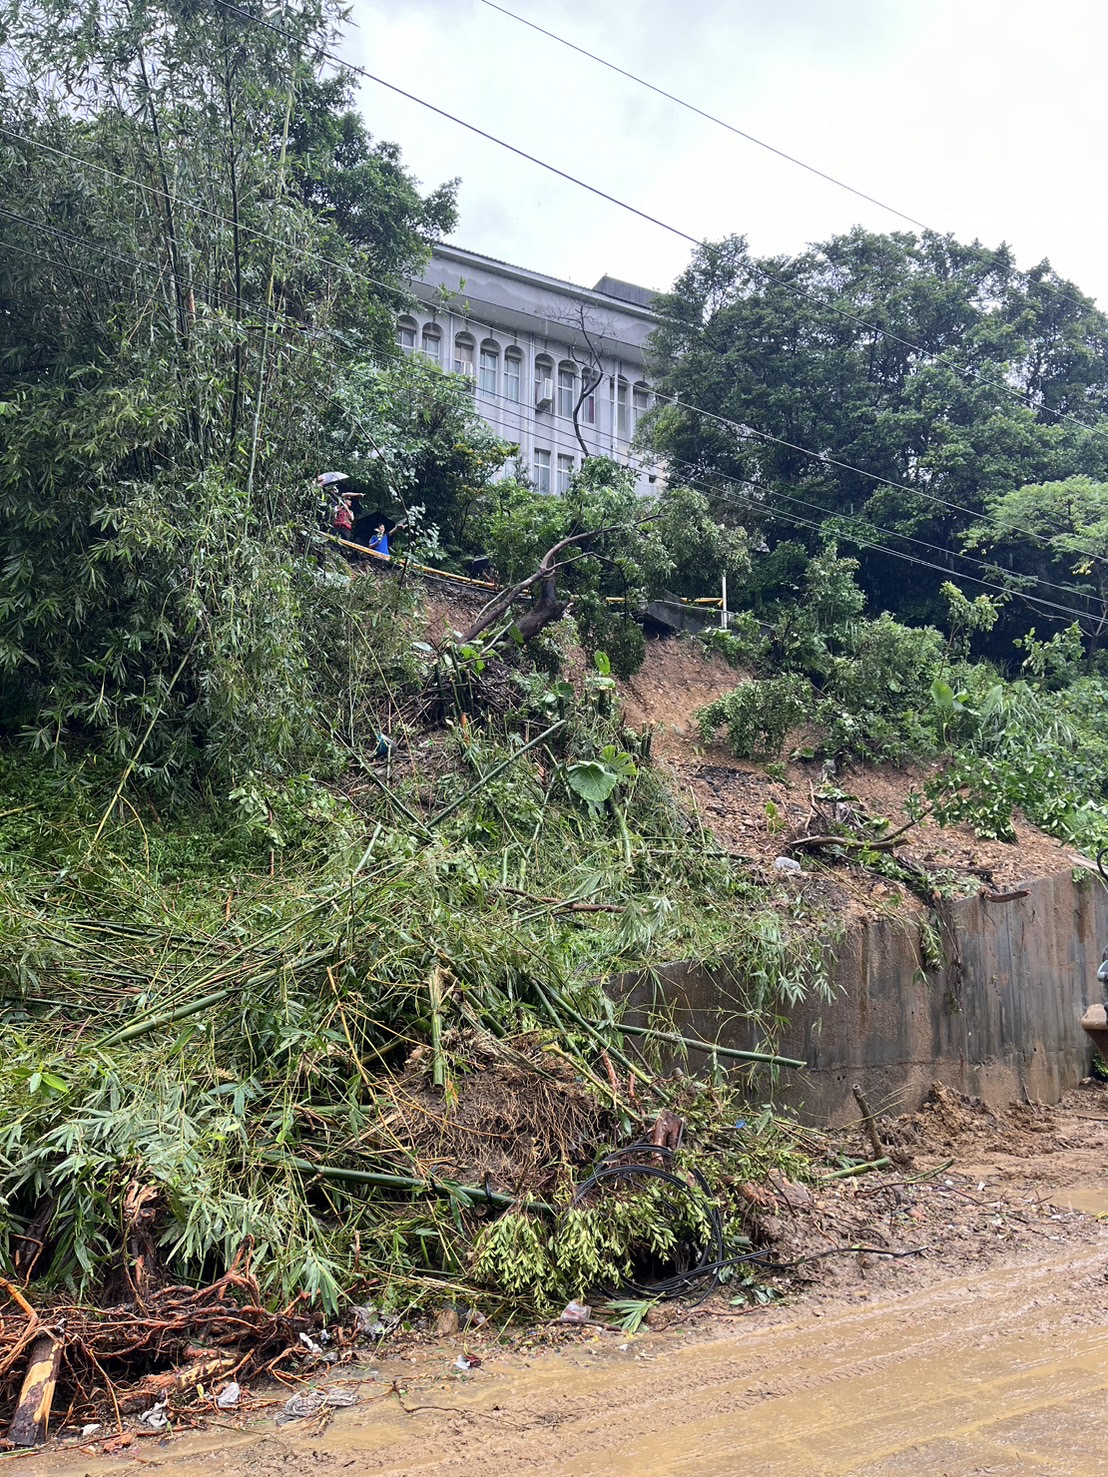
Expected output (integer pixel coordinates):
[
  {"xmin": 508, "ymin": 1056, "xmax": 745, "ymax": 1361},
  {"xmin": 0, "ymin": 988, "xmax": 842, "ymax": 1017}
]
[{"xmin": 344, "ymin": 0, "xmax": 1107, "ymax": 305}]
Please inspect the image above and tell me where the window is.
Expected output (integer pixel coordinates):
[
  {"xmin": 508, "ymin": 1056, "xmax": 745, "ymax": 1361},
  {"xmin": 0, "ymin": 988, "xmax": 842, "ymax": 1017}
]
[
  {"xmin": 453, "ymin": 333, "xmax": 475, "ymax": 380},
  {"xmin": 421, "ymin": 324, "xmax": 442, "ymax": 366},
  {"xmin": 534, "ymin": 355, "xmax": 554, "ymax": 410},
  {"xmin": 615, "ymin": 377, "xmax": 629, "ymax": 440},
  {"xmin": 557, "ymin": 362, "xmax": 576, "ymax": 418},
  {"xmin": 397, "ymin": 315, "xmax": 417, "ymax": 352},
  {"xmin": 633, "ymin": 381, "xmax": 650, "ymax": 427},
  {"xmin": 504, "ymin": 349, "xmax": 522, "ymax": 402},
  {"xmin": 579, "ymin": 368, "xmax": 597, "ymax": 425},
  {"xmin": 479, "ymin": 341, "xmax": 499, "ymax": 395},
  {"xmin": 532, "ymin": 448, "xmax": 551, "ymax": 494},
  {"xmin": 556, "ymin": 454, "xmax": 574, "ymax": 494}
]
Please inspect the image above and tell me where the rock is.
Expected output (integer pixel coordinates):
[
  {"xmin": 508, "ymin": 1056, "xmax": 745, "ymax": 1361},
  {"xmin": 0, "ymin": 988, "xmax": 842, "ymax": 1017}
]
[{"xmin": 433, "ymin": 1307, "xmax": 460, "ymax": 1337}]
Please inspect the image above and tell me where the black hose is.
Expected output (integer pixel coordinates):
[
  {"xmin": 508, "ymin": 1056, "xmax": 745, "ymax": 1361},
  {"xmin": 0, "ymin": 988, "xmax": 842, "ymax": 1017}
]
[{"xmin": 570, "ymin": 1142, "xmax": 929, "ymax": 1303}]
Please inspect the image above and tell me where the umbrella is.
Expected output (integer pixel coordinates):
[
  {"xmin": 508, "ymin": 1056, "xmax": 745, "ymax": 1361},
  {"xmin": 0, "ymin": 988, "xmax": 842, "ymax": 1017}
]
[{"xmin": 316, "ymin": 471, "xmax": 350, "ymax": 487}]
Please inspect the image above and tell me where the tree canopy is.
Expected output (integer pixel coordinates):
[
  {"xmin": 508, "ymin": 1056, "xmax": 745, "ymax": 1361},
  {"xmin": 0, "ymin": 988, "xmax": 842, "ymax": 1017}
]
[
  {"xmin": 646, "ymin": 228, "xmax": 1108, "ymax": 636},
  {"xmin": 0, "ymin": 0, "xmax": 460, "ymax": 788}
]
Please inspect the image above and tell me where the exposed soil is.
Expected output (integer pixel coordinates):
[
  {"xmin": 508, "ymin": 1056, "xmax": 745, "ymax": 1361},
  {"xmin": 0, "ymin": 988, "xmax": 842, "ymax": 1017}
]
[
  {"xmin": 620, "ymin": 634, "xmax": 1080, "ymax": 899},
  {"xmin": 40, "ymin": 1083, "xmax": 1108, "ymax": 1476},
  {"xmin": 414, "ymin": 606, "xmax": 1080, "ymax": 901}
]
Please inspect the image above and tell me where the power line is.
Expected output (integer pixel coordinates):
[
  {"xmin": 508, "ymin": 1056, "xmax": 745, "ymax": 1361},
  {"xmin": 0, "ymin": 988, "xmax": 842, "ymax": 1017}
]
[
  {"xmin": 5, "ymin": 115, "xmax": 1108, "ymax": 576},
  {"xmin": 482, "ymin": 0, "xmax": 930, "ymax": 233},
  {"xmin": 205, "ymin": 0, "xmax": 1108, "ymax": 442},
  {"xmin": 3, "ymin": 204, "xmax": 1103, "ymax": 614},
  {"xmin": 481, "ymin": 0, "xmax": 1099, "ymax": 322}
]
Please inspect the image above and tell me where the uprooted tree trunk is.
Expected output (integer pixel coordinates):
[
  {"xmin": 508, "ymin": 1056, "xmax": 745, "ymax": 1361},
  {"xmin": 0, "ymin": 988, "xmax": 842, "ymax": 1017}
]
[{"xmin": 458, "ymin": 526, "xmax": 627, "ymax": 648}]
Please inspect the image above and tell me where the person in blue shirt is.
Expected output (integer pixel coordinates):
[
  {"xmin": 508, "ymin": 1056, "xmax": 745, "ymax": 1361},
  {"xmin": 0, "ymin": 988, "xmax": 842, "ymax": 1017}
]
[{"xmin": 366, "ymin": 516, "xmax": 405, "ymax": 561}]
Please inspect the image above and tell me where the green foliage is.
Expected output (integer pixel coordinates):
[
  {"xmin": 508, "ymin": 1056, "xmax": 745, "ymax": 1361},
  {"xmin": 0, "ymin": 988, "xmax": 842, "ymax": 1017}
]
[
  {"xmin": 0, "ymin": 0, "xmax": 455, "ymax": 791},
  {"xmin": 322, "ymin": 357, "xmax": 514, "ymax": 549},
  {"xmin": 967, "ymin": 478, "xmax": 1108, "ymax": 650},
  {"xmin": 648, "ymin": 229, "xmax": 1108, "ymax": 636},
  {"xmin": 696, "ymin": 675, "xmax": 810, "ymax": 760},
  {"xmin": 467, "ymin": 460, "xmax": 749, "ymax": 678}
]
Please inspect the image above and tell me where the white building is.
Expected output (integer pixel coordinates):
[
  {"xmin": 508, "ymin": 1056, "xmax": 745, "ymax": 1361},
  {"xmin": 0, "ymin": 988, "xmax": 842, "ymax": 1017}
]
[{"xmin": 401, "ymin": 244, "xmax": 661, "ymax": 495}]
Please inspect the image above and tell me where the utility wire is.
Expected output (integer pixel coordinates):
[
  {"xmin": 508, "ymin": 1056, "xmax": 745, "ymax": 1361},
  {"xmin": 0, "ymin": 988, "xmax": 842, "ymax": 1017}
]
[
  {"xmin": 2, "ymin": 208, "xmax": 1102, "ymax": 618},
  {"xmin": 5, "ymin": 117, "xmax": 1107, "ymax": 574},
  {"xmin": 481, "ymin": 0, "xmax": 1098, "ymax": 321},
  {"xmin": 205, "ymin": 0, "xmax": 1108, "ymax": 443},
  {"xmin": 482, "ymin": 0, "xmax": 932, "ymax": 232}
]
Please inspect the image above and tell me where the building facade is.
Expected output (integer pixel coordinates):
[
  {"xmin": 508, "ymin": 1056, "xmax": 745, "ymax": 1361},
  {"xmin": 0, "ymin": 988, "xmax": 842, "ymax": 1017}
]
[{"xmin": 402, "ymin": 244, "xmax": 660, "ymax": 495}]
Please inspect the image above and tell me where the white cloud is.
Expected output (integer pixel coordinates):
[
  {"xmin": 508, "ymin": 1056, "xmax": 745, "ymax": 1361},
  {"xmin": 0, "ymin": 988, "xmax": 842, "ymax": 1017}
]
[{"xmin": 347, "ymin": 0, "xmax": 1108, "ymax": 304}]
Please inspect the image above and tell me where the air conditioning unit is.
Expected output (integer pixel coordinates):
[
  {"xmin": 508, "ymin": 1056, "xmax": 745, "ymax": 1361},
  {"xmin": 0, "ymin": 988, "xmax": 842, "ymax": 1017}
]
[{"xmin": 535, "ymin": 378, "xmax": 554, "ymax": 411}]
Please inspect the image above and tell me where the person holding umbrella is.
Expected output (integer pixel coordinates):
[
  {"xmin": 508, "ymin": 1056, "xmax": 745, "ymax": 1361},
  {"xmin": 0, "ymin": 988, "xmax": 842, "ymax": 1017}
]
[{"xmin": 317, "ymin": 471, "xmax": 359, "ymax": 543}]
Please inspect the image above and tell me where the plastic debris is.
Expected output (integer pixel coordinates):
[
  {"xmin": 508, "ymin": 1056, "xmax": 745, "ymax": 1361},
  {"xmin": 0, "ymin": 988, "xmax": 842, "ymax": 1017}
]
[
  {"xmin": 559, "ymin": 1300, "xmax": 591, "ymax": 1324},
  {"xmin": 81, "ymin": 1423, "xmax": 102, "ymax": 1437},
  {"xmin": 351, "ymin": 1303, "xmax": 393, "ymax": 1339},
  {"xmin": 139, "ymin": 1399, "xmax": 169, "ymax": 1431},
  {"xmin": 216, "ymin": 1381, "xmax": 241, "ymax": 1410},
  {"xmin": 454, "ymin": 1354, "xmax": 482, "ymax": 1371},
  {"xmin": 772, "ymin": 856, "xmax": 802, "ymax": 874},
  {"xmin": 298, "ymin": 1332, "xmax": 323, "ymax": 1355},
  {"xmin": 276, "ymin": 1387, "xmax": 359, "ymax": 1425}
]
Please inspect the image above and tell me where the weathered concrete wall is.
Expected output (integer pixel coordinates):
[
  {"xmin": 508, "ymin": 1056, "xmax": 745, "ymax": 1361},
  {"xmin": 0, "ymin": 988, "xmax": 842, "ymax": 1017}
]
[{"xmin": 619, "ymin": 871, "xmax": 1108, "ymax": 1125}]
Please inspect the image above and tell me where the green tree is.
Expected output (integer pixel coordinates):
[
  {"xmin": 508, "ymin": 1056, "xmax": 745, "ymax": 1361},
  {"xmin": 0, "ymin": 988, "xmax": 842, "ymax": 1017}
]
[
  {"xmin": 647, "ymin": 228, "xmax": 1108, "ymax": 631},
  {"xmin": 465, "ymin": 459, "xmax": 750, "ymax": 676},
  {"xmin": 967, "ymin": 477, "xmax": 1108, "ymax": 659},
  {"xmin": 0, "ymin": 0, "xmax": 455, "ymax": 788}
]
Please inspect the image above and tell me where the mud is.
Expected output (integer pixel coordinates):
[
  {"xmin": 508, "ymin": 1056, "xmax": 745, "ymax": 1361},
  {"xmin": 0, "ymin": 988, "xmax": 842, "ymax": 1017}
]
[{"xmin": 38, "ymin": 1087, "xmax": 1108, "ymax": 1477}]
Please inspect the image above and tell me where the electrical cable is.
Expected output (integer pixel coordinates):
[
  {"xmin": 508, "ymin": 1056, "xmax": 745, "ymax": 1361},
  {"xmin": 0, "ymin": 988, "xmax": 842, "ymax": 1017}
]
[
  {"xmin": 3, "ymin": 181, "xmax": 1104, "ymax": 620},
  {"xmin": 204, "ymin": 0, "xmax": 1108, "ymax": 445},
  {"xmin": 4, "ymin": 119, "xmax": 1107, "ymax": 574},
  {"xmin": 480, "ymin": 0, "xmax": 1098, "ymax": 321},
  {"xmin": 440, "ymin": 382, "xmax": 1102, "ymax": 615}
]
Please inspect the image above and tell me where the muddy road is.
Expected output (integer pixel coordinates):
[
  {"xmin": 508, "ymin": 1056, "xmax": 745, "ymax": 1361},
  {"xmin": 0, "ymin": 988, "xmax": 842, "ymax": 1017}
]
[{"xmin": 43, "ymin": 1092, "xmax": 1108, "ymax": 1476}]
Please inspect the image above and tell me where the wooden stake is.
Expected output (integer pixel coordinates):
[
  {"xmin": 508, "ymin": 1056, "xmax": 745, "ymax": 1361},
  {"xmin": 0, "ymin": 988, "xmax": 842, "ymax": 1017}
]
[
  {"xmin": 852, "ymin": 1083, "xmax": 885, "ymax": 1164},
  {"xmin": 7, "ymin": 1333, "xmax": 61, "ymax": 1447}
]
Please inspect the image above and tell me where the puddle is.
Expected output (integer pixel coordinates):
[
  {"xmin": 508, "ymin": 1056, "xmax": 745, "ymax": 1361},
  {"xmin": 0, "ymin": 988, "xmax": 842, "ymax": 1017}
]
[{"xmin": 1047, "ymin": 1185, "xmax": 1108, "ymax": 1216}]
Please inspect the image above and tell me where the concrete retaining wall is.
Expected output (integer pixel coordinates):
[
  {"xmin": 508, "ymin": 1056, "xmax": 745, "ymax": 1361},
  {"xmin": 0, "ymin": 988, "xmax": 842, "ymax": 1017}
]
[{"xmin": 618, "ymin": 870, "xmax": 1108, "ymax": 1125}]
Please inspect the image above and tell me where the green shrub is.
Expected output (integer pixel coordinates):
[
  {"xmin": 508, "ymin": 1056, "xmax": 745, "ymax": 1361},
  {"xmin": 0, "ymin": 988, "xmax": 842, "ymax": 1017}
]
[{"xmin": 696, "ymin": 675, "xmax": 810, "ymax": 760}]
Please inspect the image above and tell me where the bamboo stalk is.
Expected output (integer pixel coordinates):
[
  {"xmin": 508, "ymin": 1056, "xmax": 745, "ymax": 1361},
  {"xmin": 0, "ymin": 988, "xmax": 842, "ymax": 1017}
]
[
  {"xmin": 428, "ymin": 966, "xmax": 446, "ymax": 1089},
  {"xmin": 429, "ymin": 720, "xmax": 566, "ymax": 827},
  {"xmin": 615, "ymin": 1023, "xmax": 805, "ymax": 1068},
  {"xmin": 7, "ymin": 1332, "xmax": 61, "ymax": 1447},
  {"xmin": 821, "ymin": 1157, "xmax": 890, "ymax": 1181},
  {"xmin": 263, "ymin": 1153, "xmax": 553, "ymax": 1214}
]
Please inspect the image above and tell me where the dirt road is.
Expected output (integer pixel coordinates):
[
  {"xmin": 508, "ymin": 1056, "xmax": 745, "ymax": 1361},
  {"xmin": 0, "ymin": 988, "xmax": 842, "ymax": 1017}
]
[
  {"xmin": 46, "ymin": 1238, "xmax": 1108, "ymax": 1476},
  {"xmin": 43, "ymin": 1094, "xmax": 1108, "ymax": 1476}
]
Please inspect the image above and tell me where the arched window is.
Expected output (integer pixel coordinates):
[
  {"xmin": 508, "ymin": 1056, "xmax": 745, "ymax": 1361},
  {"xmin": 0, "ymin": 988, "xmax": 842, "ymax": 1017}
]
[
  {"xmin": 534, "ymin": 355, "xmax": 554, "ymax": 410},
  {"xmin": 479, "ymin": 339, "xmax": 499, "ymax": 395},
  {"xmin": 632, "ymin": 382, "xmax": 651, "ymax": 427},
  {"xmin": 504, "ymin": 348, "xmax": 523, "ymax": 402},
  {"xmin": 557, "ymin": 362, "xmax": 577, "ymax": 418},
  {"xmin": 453, "ymin": 333, "xmax": 475, "ymax": 380},
  {"xmin": 397, "ymin": 315, "xmax": 417, "ymax": 352},
  {"xmin": 615, "ymin": 377, "xmax": 630, "ymax": 439},
  {"xmin": 421, "ymin": 323, "xmax": 442, "ymax": 366}
]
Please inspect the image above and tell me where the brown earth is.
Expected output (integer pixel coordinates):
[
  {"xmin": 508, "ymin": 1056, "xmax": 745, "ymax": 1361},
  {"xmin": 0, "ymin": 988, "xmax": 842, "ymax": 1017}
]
[
  {"xmin": 416, "ymin": 601, "xmax": 1080, "ymax": 898},
  {"xmin": 621, "ymin": 633, "xmax": 1079, "ymax": 898},
  {"xmin": 41, "ymin": 1083, "xmax": 1108, "ymax": 1476}
]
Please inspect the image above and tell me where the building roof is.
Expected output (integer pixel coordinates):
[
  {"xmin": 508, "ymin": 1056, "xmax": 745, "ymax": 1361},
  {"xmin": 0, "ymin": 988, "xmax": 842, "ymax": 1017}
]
[{"xmin": 425, "ymin": 243, "xmax": 658, "ymax": 324}]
